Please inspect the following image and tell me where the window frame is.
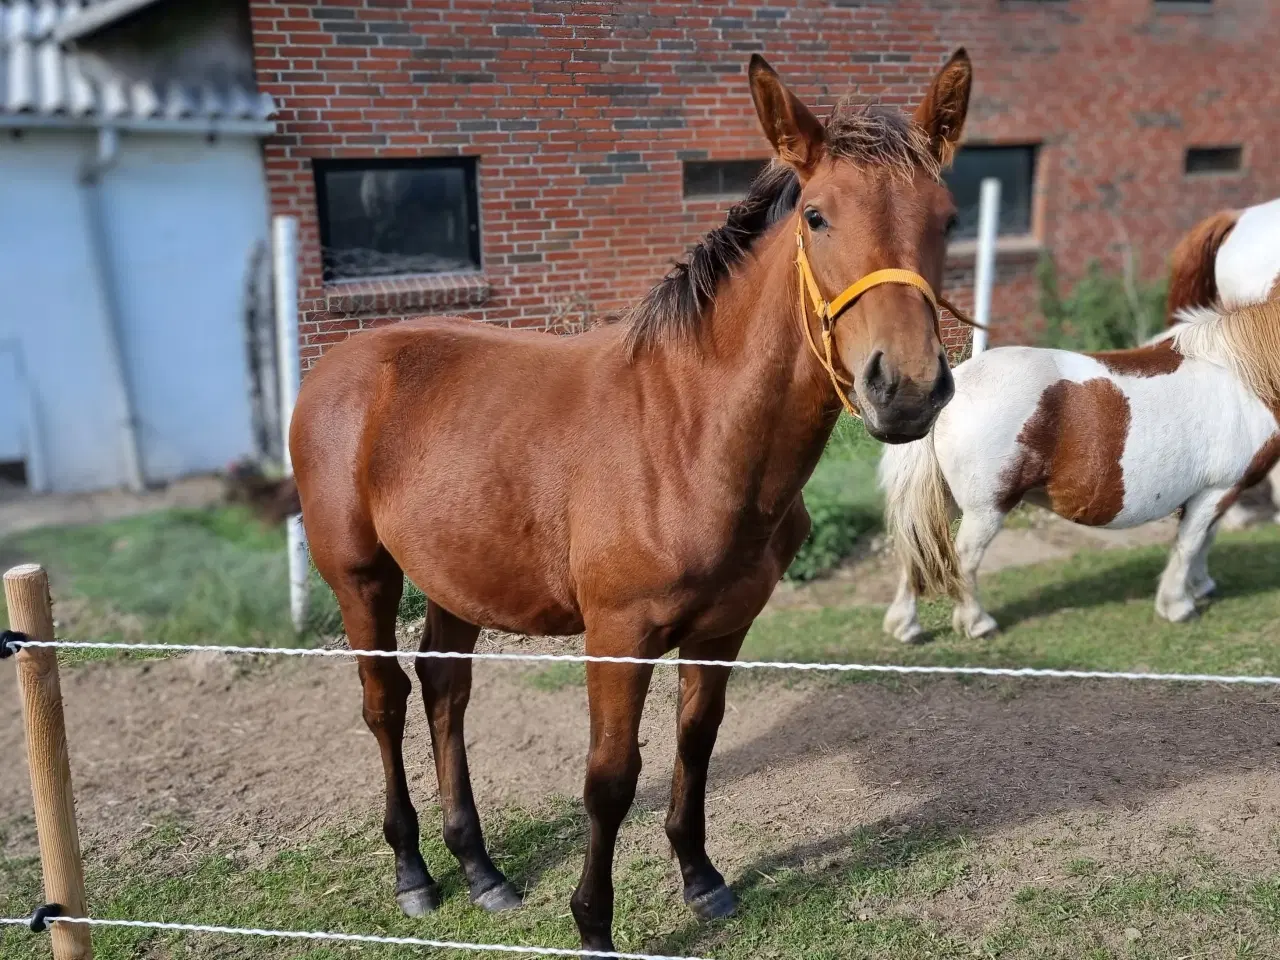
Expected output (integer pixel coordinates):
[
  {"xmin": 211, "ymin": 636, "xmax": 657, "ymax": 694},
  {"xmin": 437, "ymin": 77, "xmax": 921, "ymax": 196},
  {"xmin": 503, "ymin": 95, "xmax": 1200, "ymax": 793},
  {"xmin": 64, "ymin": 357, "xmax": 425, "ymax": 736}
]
[
  {"xmin": 943, "ymin": 142, "xmax": 1040, "ymax": 243},
  {"xmin": 312, "ymin": 155, "xmax": 483, "ymax": 284}
]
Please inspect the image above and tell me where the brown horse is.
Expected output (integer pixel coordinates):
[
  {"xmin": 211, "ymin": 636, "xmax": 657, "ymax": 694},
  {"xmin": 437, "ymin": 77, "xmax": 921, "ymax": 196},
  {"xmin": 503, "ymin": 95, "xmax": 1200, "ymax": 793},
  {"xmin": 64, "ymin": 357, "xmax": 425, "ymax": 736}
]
[{"xmin": 290, "ymin": 51, "xmax": 972, "ymax": 952}]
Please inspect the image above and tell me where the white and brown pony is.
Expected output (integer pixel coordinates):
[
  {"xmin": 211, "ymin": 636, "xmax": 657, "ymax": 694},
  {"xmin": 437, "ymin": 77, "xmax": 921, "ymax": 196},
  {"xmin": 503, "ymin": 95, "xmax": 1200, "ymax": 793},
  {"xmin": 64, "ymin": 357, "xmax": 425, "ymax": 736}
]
[
  {"xmin": 880, "ymin": 298, "xmax": 1280, "ymax": 643},
  {"xmin": 1165, "ymin": 197, "xmax": 1280, "ymax": 527}
]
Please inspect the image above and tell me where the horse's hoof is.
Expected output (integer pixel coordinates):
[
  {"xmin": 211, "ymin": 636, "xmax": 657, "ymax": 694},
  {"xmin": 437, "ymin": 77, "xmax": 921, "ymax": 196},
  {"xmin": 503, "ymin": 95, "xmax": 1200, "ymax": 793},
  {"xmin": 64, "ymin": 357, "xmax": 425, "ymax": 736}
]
[
  {"xmin": 966, "ymin": 614, "xmax": 999, "ymax": 640},
  {"xmin": 687, "ymin": 883, "xmax": 737, "ymax": 921},
  {"xmin": 893, "ymin": 621, "xmax": 927, "ymax": 644},
  {"xmin": 397, "ymin": 884, "xmax": 442, "ymax": 916},
  {"xmin": 1157, "ymin": 598, "xmax": 1198, "ymax": 623},
  {"xmin": 473, "ymin": 881, "xmax": 523, "ymax": 912}
]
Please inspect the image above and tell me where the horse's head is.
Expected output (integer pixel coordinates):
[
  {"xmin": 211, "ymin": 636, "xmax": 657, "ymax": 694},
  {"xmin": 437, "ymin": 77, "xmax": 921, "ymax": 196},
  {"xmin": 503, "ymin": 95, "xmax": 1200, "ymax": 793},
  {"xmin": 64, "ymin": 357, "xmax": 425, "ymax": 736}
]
[{"xmin": 749, "ymin": 50, "xmax": 972, "ymax": 443}]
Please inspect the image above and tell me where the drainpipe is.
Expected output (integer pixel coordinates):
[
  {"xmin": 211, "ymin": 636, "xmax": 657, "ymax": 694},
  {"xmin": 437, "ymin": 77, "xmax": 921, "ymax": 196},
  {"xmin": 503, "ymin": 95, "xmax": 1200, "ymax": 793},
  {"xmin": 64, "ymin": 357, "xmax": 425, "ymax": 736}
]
[{"xmin": 79, "ymin": 125, "xmax": 146, "ymax": 492}]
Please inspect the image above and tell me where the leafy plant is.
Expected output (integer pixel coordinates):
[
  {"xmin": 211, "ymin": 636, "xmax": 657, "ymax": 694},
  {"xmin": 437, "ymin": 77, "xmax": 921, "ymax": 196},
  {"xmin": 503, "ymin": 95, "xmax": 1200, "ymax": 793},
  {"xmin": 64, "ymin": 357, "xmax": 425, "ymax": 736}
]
[{"xmin": 1036, "ymin": 253, "xmax": 1167, "ymax": 351}]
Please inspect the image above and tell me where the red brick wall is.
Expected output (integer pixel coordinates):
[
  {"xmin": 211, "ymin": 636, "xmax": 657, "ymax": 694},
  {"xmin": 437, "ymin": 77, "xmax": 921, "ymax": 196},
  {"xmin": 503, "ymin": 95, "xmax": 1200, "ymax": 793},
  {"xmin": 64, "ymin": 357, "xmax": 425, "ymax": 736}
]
[{"xmin": 247, "ymin": 0, "xmax": 1280, "ymax": 364}]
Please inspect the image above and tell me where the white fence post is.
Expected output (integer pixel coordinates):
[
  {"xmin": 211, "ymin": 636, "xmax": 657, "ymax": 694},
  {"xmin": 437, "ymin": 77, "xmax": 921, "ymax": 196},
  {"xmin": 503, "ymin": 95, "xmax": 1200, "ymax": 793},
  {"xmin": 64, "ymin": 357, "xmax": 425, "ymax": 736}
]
[
  {"xmin": 273, "ymin": 216, "xmax": 308, "ymax": 634},
  {"xmin": 970, "ymin": 177, "xmax": 1001, "ymax": 355}
]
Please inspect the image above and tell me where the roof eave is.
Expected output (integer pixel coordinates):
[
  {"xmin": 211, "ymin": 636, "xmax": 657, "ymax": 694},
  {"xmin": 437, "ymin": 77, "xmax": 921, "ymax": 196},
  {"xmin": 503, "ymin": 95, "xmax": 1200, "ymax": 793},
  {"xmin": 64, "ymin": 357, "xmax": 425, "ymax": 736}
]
[
  {"xmin": 0, "ymin": 113, "xmax": 278, "ymax": 136},
  {"xmin": 54, "ymin": 0, "xmax": 170, "ymax": 45}
]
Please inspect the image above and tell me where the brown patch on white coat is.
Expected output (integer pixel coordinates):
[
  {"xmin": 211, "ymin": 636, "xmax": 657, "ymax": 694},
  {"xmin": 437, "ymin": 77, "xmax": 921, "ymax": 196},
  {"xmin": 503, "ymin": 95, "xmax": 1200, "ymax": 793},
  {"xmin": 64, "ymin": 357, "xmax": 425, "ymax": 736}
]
[
  {"xmin": 998, "ymin": 378, "xmax": 1131, "ymax": 524},
  {"xmin": 1088, "ymin": 339, "xmax": 1185, "ymax": 377}
]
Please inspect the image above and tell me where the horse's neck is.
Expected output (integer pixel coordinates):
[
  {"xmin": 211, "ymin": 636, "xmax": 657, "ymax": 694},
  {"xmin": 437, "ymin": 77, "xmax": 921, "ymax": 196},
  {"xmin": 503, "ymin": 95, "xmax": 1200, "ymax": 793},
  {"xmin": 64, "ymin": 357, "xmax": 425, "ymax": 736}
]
[{"xmin": 647, "ymin": 225, "xmax": 839, "ymax": 516}]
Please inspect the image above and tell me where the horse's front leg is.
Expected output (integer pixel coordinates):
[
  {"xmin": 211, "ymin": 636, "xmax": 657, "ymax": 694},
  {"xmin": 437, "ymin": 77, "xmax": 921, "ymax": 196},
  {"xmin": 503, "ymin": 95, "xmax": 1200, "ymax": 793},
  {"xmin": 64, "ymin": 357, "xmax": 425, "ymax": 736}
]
[
  {"xmin": 1157, "ymin": 489, "xmax": 1228, "ymax": 622},
  {"xmin": 665, "ymin": 629, "xmax": 746, "ymax": 920},
  {"xmin": 571, "ymin": 624, "xmax": 655, "ymax": 951}
]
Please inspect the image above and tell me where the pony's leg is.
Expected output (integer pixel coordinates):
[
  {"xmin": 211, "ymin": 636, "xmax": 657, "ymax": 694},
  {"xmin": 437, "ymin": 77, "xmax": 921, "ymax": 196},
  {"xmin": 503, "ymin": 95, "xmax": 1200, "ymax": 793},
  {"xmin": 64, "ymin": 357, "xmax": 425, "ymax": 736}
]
[
  {"xmin": 334, "ymin": 553, "xmax": 439, "ymax": 916},
  {"xmin": 950, "ymin": 507, "xmax": 1005, "ymax": 639},
  {"xmin": 1268, "ymin": 460, "xmax": 1280, "ymax": 525},
  {"xmin": 1219, "ymin": 501, "xmax": 1253, "ymax": 532},
  {"xmin": 570, "ymin": 646, "xmax": 654, "ymax": 951},
  {"xmin": 415, "ymin": 602, "xmax": 521, "ymax": 911},
  {"xmin": 664, "ymin": 629, "xmax": 746, "ymax": 921},
  {"xmin": 1187, "ymin": 517, "xmax": 1220, "ymax": 601},
  {"xmin": 882, "ymin": 567, "xmax": 926, "ymax": 644},
  {"xmin": 1156, "ymin": 490, "xmax": 1227, "ymax": 623}
]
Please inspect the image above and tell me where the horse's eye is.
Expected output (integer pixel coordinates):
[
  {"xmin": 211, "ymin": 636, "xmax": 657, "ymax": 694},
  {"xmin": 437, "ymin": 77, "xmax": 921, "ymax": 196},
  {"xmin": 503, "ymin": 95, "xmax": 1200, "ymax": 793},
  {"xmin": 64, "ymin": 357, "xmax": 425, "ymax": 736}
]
[
  {"xmin": 945, "ymin": 214, "xmax": 958, "ymax": 235},
  {"xmin": 804, "ymin": 207, "xmax": 827, "ymax": 230}
]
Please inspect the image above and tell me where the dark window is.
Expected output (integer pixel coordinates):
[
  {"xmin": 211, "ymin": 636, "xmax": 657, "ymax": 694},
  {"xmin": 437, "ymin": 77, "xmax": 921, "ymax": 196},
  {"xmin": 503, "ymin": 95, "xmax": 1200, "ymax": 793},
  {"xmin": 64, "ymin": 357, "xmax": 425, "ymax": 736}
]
[
  {"xmin": 682, "ymin": 159, "xmax": 769, "ymax": 199},
  {"xmin": 314, "ymin": 157, "xmax": 481, "ymax": 282},
  {"xmin": 943, "ymin": 145, "xmax": 1037, "ymax": 240},
  {"xmin": 1185, "ymin": 145, "xmax": 1242, "ymax": 175}
]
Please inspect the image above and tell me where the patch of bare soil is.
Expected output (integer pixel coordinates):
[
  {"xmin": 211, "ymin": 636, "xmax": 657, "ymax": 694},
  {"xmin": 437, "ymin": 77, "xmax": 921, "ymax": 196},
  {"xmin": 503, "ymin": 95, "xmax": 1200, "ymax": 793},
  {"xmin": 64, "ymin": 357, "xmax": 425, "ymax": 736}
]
[
  {"xmin": 0, "ymin": 476, "xmax": 225, "ymax": 538},
  {"xmin": 3, "ymin": 641, "xmax": 1279, "ymax": 921}
]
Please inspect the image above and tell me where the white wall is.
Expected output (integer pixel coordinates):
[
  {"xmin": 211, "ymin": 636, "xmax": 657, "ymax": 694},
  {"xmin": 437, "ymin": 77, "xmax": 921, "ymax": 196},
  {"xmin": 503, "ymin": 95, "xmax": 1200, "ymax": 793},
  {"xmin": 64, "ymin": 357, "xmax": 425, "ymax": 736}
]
[{"xmin": 0, "ymin": 128, "xmax": 269, "ymax": 493}]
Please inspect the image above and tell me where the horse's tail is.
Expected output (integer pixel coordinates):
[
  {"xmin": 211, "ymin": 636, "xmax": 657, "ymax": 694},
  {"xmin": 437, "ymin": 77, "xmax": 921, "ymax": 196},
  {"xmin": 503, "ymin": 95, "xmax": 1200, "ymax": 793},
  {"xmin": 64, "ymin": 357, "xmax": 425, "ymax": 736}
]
[
  {"xmin": 878, "ymin": 434, "xmax": 961, "ymax": 599},
  {"xmin": 1166, "ymin": 208, "xmax": 1240, "ymax": 326}
]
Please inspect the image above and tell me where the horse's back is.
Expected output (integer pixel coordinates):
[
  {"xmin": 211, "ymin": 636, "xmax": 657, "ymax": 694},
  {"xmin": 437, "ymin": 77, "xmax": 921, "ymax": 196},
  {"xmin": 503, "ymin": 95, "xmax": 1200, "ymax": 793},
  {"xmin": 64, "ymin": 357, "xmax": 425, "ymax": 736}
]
[{"xmin": 1217, "ymin": 196, "xmax": 1280, "ymax": 304}]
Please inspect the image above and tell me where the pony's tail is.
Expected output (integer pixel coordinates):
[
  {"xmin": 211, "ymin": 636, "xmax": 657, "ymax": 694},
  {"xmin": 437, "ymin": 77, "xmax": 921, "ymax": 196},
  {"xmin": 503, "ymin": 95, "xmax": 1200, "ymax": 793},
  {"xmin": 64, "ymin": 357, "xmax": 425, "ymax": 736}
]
[
  {"xmin": 878, "ymin": 434, "xmax": 961, "ymax": 599},
  {"xmin": 1166, "ymin": 208, "xmax": 1240, "ymax": 326}
]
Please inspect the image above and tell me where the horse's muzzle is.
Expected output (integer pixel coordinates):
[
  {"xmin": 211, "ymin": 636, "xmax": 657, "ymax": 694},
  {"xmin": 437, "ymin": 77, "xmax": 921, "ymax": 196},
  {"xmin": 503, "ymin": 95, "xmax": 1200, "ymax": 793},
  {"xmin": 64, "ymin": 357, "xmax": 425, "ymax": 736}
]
[{"xmin": 858, "ymin": 351, "xmax": 954, "ymax": 443}]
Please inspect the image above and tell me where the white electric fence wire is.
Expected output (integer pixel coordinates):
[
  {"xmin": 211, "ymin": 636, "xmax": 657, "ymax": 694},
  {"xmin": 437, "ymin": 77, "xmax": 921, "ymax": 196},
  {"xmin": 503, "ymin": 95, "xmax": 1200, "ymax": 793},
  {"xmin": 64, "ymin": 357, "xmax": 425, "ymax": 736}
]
[
  {"xmin": 8, "ymin": 638, "xmax": 1280, "ymax": 685},
  {"xmin": 0, "ymin": 915, "xmax": 708, "ymax": 959}
]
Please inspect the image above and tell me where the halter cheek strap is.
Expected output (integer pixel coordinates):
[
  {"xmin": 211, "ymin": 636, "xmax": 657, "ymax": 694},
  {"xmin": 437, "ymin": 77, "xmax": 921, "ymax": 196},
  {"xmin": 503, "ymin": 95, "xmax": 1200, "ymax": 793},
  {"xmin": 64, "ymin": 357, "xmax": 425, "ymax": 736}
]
[{"xmin": 794, "ymin": 218, "xmax": 982, "ymax": 419}]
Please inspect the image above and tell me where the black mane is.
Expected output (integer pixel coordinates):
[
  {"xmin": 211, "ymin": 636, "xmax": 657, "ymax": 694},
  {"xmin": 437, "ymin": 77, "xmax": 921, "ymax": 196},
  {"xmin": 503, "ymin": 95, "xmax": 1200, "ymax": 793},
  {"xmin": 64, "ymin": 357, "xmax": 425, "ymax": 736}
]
[{"xmin": 623, "ymin": 162, "xmax": 799, "ymax": 355}]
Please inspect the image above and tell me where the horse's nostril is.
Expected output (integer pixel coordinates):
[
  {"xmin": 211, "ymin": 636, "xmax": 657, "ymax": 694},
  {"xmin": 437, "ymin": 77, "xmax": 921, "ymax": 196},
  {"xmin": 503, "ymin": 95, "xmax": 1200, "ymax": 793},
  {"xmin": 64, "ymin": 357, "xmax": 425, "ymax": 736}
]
[{"xmin": 863, "ymin": 350, "xmax": 892, "ymax": 399}]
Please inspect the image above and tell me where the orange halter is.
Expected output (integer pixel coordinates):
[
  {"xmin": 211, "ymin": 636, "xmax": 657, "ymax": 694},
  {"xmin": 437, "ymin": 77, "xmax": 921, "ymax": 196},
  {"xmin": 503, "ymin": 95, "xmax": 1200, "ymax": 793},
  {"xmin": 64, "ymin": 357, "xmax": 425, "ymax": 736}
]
[{"xmin": 794, "ymin": 217, "xmax": 980, "ymax": 419}]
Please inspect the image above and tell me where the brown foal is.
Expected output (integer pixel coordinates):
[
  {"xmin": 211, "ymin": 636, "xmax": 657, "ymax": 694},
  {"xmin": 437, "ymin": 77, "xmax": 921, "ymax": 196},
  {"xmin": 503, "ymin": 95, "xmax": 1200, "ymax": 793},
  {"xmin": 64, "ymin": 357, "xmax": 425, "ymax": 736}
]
[{"xmin": 290, "ymin": 51, "xmax": 972, "ymax": 952}]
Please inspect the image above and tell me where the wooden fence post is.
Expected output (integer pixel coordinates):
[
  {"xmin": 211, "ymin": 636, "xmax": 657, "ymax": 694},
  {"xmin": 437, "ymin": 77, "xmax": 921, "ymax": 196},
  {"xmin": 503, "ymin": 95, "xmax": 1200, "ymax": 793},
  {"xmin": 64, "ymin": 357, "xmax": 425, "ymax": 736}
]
[{"xmin": 6, "ymin": 564, "xmax": 93, "ymax": 960}]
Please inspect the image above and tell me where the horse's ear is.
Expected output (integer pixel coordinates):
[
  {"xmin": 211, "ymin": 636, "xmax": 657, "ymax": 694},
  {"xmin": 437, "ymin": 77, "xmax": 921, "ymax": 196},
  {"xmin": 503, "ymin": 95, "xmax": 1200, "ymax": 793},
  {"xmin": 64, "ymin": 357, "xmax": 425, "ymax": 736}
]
[
  {"xmin": 748, "ymin": 54, "xmax": 825, "ymax": 179},
  {"xmin": 914, "ymin": 48, "xmax": 972, "ymax": 167}
]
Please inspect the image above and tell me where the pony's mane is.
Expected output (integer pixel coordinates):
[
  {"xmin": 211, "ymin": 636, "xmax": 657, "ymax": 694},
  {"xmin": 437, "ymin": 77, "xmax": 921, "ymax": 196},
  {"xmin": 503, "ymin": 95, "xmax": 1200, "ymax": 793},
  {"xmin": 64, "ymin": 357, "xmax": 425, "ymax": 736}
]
[
  {"xmin": 1172, "ymin": 300, "xmax": 1280, "ymax": 406},
  {"xmin": 623, "ymin": 99, "xmax": 941, "ymax": 356}
]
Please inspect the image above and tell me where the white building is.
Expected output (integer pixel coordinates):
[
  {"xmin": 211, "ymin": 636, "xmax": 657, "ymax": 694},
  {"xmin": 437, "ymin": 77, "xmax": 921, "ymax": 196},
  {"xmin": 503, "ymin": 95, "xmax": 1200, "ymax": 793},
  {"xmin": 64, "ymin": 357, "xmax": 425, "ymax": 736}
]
[{"xmin": 0, "ymin": 0, "xmax": 276, "ymax": 493}]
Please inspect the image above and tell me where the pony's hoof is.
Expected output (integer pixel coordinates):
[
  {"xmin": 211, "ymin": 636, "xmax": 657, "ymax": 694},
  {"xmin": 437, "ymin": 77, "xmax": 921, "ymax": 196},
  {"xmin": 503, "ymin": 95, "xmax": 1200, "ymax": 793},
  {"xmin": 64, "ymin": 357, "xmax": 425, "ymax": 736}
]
[
  {"xmin": 1157, "ymin": 597, "xmax": 1198, "ymax": 623},
  {"xmin": 966, "ymin": 614, "xmax": 999, "ymax": 640},
  {"xmin": 894, "ymin": 622, "xmax": 928, "ymax": 645},
  {"xmin": 687, "ymin": 883, "xmax": 737, "ymax": 921},
  {"xmin": 397, "ymin": 884, "xmax": 442, "ymax": 917},
  {"xmin": 473, "ymin": 881, "xmax": 523, "ymax": 912},
  {"xmin": 952, "ymin": 608, "xmax": 998, "ymax": 640}
]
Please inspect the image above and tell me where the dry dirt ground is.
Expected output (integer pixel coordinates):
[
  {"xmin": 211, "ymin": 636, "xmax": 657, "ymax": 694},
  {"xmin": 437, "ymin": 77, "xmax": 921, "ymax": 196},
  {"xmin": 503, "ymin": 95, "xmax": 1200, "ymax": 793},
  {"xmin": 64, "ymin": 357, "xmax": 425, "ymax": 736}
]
[{"xmin": 3, "ymin": 508, "xmax": 1280, "ymax": 934}]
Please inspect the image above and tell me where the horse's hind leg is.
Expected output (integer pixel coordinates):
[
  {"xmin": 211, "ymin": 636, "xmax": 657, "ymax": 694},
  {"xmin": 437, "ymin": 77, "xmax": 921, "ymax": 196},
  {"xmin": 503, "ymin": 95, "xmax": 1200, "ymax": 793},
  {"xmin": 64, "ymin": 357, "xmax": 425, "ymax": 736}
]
[
  {"xmin": 665, "ymin": 629, "xmax": 746, "ymax": 921},
  {"xmin": 883, "ymin": 568, "xmax": 926, "ymax": 643},
  {"xmin": 1157, "ymin": 489, "xmax": 1227, "ymax": 622},
  {"xmin": 950, "ymin": 507, "xmax": 1004, "ymax": 639},
  {"xmin": 329, "ymin": 551, "xmax": 439, "ymax": 916},
  {"xmin": 416, "ymin": 602, "xmax": 521, "ymax": 911}
]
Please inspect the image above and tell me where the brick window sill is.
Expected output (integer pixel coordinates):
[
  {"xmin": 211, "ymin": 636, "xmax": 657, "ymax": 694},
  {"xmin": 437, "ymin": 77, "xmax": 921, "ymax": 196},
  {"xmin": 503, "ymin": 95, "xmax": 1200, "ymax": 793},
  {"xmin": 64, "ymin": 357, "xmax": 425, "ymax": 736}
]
[
  {"xmin": 946, "ymin": 235, "xmax": 1042, "ymax": 267},
  {"xmin": 324, "ymin": 272, "xmax": 491, "ymax": 316}
]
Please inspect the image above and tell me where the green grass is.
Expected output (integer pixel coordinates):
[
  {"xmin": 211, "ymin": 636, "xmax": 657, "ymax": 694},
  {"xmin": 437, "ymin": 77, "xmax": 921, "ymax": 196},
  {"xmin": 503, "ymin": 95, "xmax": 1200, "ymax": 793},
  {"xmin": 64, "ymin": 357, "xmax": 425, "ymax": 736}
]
[
  {"xmin": 745, "ymin": 523, "xmax": 1280, "ymax": 679},
  {"xmin": 787, "ymin": 414, "xmax": 884, "ymax": 582},
  {"xmin": 0, "ymin": 507, "xmax": 444, "ymax": 651},
  {"xmin": 4, "ymin": 809, "xmax": 1278, "ymax": 959}
]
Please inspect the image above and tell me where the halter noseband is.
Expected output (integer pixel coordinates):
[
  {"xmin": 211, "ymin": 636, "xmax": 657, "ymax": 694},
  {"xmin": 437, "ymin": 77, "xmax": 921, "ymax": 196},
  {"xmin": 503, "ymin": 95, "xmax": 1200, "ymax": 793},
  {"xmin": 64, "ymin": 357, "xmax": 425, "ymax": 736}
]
[{"xmin": 794, "ymin": 217, "xmax": 979, "ymax": 420}]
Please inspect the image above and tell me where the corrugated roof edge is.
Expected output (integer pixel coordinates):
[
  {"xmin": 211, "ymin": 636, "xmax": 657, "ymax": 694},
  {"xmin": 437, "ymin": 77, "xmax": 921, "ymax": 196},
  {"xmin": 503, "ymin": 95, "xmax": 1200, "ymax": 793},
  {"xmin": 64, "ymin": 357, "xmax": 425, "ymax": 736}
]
[{"xmin": 55, "ymin": 0, "xmax": 167, "ymax": 45}]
